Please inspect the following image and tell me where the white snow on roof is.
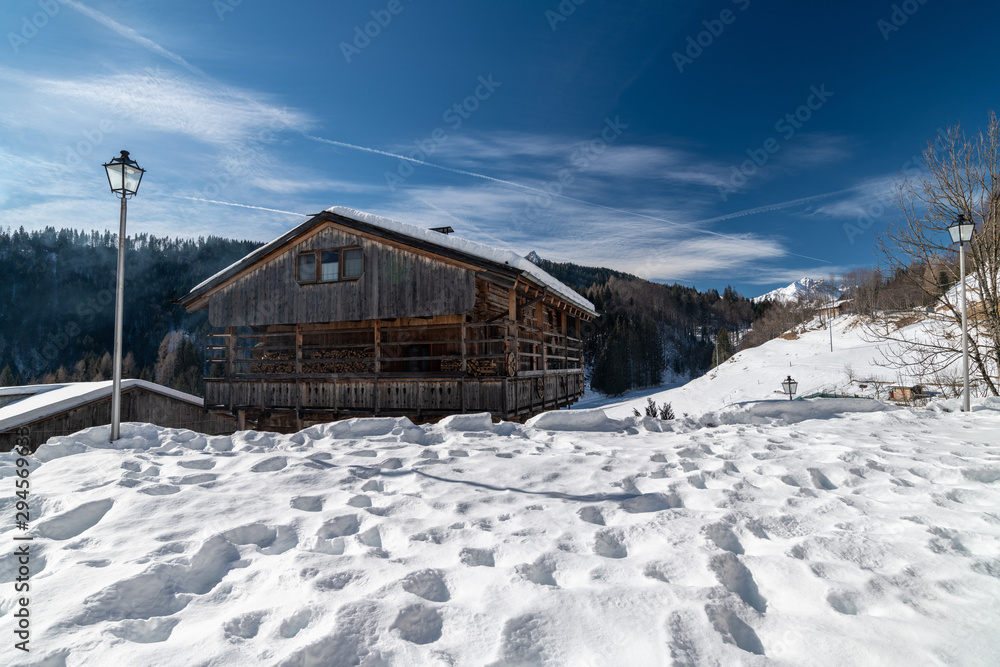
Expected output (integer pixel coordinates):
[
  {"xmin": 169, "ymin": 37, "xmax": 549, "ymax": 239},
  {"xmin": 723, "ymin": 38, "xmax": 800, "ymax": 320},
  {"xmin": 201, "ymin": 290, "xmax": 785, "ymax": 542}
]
[
  {"xmin": 186, "ymin": 207, "xmax": 596, "ymax": 316},
  {"xmin": 328, "ymin": 207, "xmax": 595, "ymax": 315},
  {"xmin": 0, "ymin": 380, "xmax": 203, "ymax": 432}
]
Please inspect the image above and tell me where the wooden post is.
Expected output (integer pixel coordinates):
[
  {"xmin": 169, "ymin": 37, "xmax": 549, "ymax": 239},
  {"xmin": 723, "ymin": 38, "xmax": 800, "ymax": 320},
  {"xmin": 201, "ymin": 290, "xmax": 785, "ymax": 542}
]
[
  {"xmin": 560, "ymin": 311, "xmax": 567, "ymax": 373},
  {"xmin": 373, "ymin": 321, "xmax": 380, "ymax": 416},
  {"xmin": 225, "ymin": 326, "xmax": 236, "ymax": 411},
  {"xmin": 537, "ymin": 301, "xmax": 546, "ymax": 371},
  {"xmin": 295, "ymin": 324, "xmax": 303, "ymax": 429},
  {"xmin": 460, "ymin": 320, "xmax": 467, "ymax": 374}
]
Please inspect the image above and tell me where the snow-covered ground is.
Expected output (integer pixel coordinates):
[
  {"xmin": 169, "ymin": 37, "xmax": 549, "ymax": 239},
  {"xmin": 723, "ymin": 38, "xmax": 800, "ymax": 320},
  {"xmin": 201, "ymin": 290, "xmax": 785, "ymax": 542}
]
[
  {"xmin": 603, "ymin": 313, "xmax": 957, "ymax": 420},
  {"xmin": 1, "ymin": 395, "xmax": 999, "ymax": 665},
  {"xmin": 2, "ymin": 314, "xmax": 999, "ymax": 666}
]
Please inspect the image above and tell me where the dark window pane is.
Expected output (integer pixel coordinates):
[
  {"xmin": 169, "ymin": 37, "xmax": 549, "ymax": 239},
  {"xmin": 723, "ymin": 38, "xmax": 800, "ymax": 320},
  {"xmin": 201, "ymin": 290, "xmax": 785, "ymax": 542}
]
[
  {"xmin": 321, "ymin": 249, "xmax": 339, "ymax": 281},
  {"xmin": 343, "ymin": 248, "xmax": 363, "ymax": 278},
  {"xmin": 297, "ymin": 253, "xmax": 316, "ymax": 282}
]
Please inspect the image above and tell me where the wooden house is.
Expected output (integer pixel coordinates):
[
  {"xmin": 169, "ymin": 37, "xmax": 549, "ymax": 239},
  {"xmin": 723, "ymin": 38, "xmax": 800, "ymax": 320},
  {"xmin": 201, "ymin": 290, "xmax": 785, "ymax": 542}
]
[
  {"xmin": 0, "ymin": 380, "xmax": 237, "ymax": 452},
  {"xmin": 177, "ymin": 207, "xmax": 597, "ymax": 430}
]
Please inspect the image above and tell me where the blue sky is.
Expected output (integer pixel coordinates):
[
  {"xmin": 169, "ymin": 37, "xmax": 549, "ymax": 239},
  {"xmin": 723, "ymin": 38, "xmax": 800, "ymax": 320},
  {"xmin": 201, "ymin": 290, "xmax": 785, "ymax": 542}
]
[{"xmin": 1, "ymin": 0, "xmax": 997, "ymax": 297}]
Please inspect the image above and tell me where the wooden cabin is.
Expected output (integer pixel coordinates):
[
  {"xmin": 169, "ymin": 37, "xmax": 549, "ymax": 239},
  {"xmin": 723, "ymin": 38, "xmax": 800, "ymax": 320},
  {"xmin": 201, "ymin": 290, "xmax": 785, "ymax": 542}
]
[
  {"xmin": 0, "ymin": 380, "xmax": 237, "ymax": 452},
  {"xmin": 177, "ymin": 207, "xmax": 597, "ymax": 430}
]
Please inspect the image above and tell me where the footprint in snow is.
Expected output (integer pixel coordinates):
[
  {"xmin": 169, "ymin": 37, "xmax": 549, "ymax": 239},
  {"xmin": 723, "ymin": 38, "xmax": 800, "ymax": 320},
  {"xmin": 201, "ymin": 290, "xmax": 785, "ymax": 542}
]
[
  {"xmin": 250, "ymin": 457, "xmax": 287, "ymax": 473},
  {"xmin": 108, "ymin": 617, "xmax": 181, "ymax": 644},
  {"xmin": 291, "ymin": 496, "xmax": 323, "ymax": 512},
  {"xmin": 594, "ymin": 530, "xmax": 627, "ymax": 559},
  {"xmin": 460, "ymin": 547, "xmax": 495, "ymax": 567},
  {"xmin": 280, "ymin": 609, "xmax": 312, "ymax": 639},
  {"xmin": 704, "ymin": 523, "xmax": 744, "ymax": 555},
  {"xmin": 516, "ymin": 557, "xmax": 558, "ymax": 587},
  {"xmin": 401, "ymin": 569, "xmax": 450, "ymax": 602},
  {"xmin": 391, "ymin": 604, "xmax": 443, "ymax": 645},
  {"xmin": 36, "ymin": 499, "xmax": 114, "ymax": 541},
  {"xmin": 705, "ymin": 604, "xmax": 765, "ymax": 655},
  {"xmin": 177, "ymin": 459, "xmax": 216, "ymax": 470},
  {"xmin": 578, "ymin": 506, "xmax": 605, "ymax": 526},
  {"xmin": 709, "ymin": 552, "xmax": 766, "ymax": 613},
  {"xmin": 224, "ymin": 611, "xmax": 265, "ymax": 639}
]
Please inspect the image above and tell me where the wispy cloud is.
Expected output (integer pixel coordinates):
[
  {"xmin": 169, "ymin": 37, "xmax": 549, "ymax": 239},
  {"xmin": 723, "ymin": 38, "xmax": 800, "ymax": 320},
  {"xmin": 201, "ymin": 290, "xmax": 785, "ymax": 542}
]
[{"xmin": 64, "ymin": 0, "xmax": 205, "ymax": 77}]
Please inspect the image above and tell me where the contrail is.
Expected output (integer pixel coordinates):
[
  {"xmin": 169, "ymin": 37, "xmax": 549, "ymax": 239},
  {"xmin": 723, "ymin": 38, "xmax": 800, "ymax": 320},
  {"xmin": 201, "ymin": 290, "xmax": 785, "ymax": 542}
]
[
  {"xmin": 693, "ymin": 188, "xmax": 859, "ymax": 225},
  {"xmin": 170, "ymin": 195, "xmax": 307, "ymax": 217},
  {"xmin": 306, "ymin": 133, "xmax": 831, "ymax": 264},
  {"xmin": 65, "ymin": 0, "xmax": 206, "ymax": 78}
]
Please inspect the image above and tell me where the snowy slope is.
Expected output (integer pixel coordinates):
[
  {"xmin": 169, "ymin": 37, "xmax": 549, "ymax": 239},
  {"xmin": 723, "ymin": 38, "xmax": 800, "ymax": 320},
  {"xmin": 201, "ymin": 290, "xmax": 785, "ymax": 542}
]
[
  {"xmin": 1, "ymin": 396, "xmax": 999, "ymax": 665},
  {"xmin": 604, "ymin": 314, "xmax": 949, "ymax": 420}
]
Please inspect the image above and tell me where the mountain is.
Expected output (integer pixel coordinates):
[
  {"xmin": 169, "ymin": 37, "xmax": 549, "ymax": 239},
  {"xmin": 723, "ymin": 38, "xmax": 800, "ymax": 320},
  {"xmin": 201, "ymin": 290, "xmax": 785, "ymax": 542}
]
[{"xmin": 752, "ymin": 277, "xmax": 840, "ymax": 304}]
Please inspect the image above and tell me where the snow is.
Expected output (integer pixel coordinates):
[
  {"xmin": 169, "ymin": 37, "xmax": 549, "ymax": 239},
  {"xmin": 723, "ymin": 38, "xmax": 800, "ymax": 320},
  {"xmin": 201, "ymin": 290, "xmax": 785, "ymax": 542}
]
[
  {"xmin": 3, "ymin": 313, "xmax": 999, "ymax": 665},
  {"xmin": 599, "ymin": 313, "xmax": 964, "ymax": 420},
  {"xmin": 187, "ymin": 207, "xmax": 596, "ymax": 316},
  {"xmin": 3, "ymin": 396, "xmax": 999, "ymax": 664},
  {"xmin": 0, "ymin": 380, "xmax": 204, "ymax": 433},
  {"xmin": 752, "ymin": 277, "xmax": 839, "ymax": 304}
]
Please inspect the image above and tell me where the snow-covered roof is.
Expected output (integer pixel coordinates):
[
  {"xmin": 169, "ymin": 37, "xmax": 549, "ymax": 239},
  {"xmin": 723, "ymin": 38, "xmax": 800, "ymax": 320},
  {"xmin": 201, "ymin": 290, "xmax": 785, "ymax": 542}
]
[
  {"xmin": 182, "ymin": 207, "xmax": 596, "ymax": 316},
  {"xmin": 0, "ymin": 380, "xmax": 203, "ymax": 432}
]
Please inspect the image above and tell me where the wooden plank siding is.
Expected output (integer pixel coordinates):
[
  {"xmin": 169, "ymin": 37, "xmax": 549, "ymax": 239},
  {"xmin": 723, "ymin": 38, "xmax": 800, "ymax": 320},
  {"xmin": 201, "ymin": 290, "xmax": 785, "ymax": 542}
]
[{"xmin": 208, "ymin": 224, "xmax": 477, "ymax": 327}]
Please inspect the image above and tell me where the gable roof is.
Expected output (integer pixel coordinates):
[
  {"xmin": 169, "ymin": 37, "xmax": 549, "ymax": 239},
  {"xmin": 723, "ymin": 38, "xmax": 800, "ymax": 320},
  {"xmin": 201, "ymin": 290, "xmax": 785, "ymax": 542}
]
[
  {"xmin": 0, "ymin": 380, "xmax": 204, "ymax": 432},
  {"xmin": 178, "ymin": 207, "xmax": 596, "ymax": 317}
]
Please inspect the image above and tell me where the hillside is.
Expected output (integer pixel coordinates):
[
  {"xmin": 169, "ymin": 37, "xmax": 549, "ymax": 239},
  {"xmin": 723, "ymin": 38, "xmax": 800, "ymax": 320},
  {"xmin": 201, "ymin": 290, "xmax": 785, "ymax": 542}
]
[{"xmin": 604, "ymin": 311, "xmax": 971, "ymax": 420}]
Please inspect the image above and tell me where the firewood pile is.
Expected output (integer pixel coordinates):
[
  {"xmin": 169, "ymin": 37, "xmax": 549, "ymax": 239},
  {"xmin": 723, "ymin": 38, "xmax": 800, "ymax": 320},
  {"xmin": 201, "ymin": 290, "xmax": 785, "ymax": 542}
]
[
  {"xmin": 249, "ymin": 347, "xmax": 375, "ymax": 374},
  {"xmin": 441, "ymin": 358, "xmax": 498, "ymax": 376},
  {"xmin": 466, "ymin": 359, "xmax": 497, "ymax": 376}
]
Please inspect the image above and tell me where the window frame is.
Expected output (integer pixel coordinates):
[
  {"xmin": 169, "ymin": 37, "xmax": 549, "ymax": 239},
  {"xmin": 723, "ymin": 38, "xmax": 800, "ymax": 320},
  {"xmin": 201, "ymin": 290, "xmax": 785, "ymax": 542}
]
[{"xmin": 295, "ymin": 245, "xmax": 364, "ymax": 284}]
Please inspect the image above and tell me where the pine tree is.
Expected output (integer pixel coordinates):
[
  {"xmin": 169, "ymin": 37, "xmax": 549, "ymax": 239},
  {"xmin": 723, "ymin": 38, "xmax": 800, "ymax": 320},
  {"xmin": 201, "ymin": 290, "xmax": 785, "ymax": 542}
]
[{"xmin": 0, "ymin": 364, "xmax": 15, "ymax": 386}]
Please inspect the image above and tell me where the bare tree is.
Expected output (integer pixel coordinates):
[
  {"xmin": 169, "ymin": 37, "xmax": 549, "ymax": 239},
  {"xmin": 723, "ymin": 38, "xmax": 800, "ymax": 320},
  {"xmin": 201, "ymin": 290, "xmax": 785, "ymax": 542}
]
[{"xmin": 870, "ymin": 113, "xmax": 1000, "ymax": 396}]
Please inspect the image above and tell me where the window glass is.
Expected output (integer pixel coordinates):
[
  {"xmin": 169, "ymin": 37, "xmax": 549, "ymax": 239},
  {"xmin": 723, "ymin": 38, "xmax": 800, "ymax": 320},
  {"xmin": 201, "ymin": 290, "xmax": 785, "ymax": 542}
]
[
  {"xmin": 320, "ymin": 249, "xmax": 339, "ymax": 281},
  {"xmin": 343, "ymin": 248, "xmax": 363, "ymax": 278},
  {"xmin": 297, "ymin": 253, "xmax": 316, "ymax": 282}
]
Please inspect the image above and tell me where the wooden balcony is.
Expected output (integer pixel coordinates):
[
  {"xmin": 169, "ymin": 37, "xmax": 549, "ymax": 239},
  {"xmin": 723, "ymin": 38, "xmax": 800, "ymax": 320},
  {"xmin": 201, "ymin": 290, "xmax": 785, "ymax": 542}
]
[{"xmin": 203, "ymin": 321, "xmax": 586, "ymax": 427}]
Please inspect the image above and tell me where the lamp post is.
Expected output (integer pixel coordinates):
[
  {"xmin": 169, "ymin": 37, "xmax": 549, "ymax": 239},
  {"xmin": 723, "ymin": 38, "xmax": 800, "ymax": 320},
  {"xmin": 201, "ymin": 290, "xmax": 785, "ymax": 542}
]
[
  {"xmin": 781, "ymin": 375, "xmax": 798, "ymax": 401},
  {"xmin": 102, "ymin": 150, "xmax": 145, "ymax": 441},
  {"xmin": 947, "ymin": 213, "xmax": 975, "ymax": 412}
]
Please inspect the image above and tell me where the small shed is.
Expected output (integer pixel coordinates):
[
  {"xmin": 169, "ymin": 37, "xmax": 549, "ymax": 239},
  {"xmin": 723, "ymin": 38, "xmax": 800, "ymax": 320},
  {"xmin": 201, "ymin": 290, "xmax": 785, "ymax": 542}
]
[
  {"xmin": 177, "ymin": 206, "xmax": 598, "ymax": 429},
  {"xmin": 0, "ymin": 380, "xmax": 237, "ymax": 452},
  {"xmin": 888, "ymin": 385, "xmax": 925, "ymax": 402}
]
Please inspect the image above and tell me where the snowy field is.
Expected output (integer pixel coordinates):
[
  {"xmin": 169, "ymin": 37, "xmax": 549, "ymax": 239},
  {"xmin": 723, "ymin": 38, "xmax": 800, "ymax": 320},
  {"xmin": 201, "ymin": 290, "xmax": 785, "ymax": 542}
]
[
  {"xmin": 2, "ymin": 314, "xmax": 999, "ymax": 666},
  {"xmin": 2, "ymin": 396, "xmax": 999, "ymax": 666}
]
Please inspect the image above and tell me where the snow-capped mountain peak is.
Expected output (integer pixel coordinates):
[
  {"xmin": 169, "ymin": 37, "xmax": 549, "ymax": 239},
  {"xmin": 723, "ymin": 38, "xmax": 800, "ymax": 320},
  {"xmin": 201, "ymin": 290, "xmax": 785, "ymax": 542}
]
[{"xmin": 752, "ymin": 277, "xmax": 838, "ymax": 304}]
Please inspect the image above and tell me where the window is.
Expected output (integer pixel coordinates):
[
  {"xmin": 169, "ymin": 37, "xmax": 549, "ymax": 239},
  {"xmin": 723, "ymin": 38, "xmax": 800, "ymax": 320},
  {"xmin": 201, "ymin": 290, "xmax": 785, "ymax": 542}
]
[
  {"xmin": 297, "ymin": 253, "xmax": 316, "ymax": 282},
  {"xmin": 321, "ymin": 250, "xmax": 339, "ymax": 281},
  {"xmin": 296, "ymin": 246, "xmax": 363, "ymax": 284},
  {"xmin": 343, "ymin": 247, "xmax": 363, "ymax": 278}
]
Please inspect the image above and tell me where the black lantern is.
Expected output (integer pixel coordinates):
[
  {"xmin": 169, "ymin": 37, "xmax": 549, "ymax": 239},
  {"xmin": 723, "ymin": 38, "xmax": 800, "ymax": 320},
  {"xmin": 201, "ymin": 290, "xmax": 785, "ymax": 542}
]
[
  {"xmin": 781, "ymin": 375, "xmax": 798, "ymax": 401},
  {"xmin": 103, "ymin": 150, "xmax": 145, "ymax": 198}
]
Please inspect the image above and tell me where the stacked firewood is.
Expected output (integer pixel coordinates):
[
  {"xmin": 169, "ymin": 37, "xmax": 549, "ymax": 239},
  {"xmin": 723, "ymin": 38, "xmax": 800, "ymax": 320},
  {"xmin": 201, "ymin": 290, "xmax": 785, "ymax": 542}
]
[
  {"xmin": 303, "ymin": 347, "xmax": 375, "ymax": 374},
  {"xmin": 466, "ymin": 359, "xmax": 497, "ymax": 376},
  {"xmin": 249, "ymin": 347, "xmax": 375, "ymax": 374},
  {"xmin": 441, "ymin": 358, "xmax": 498, "ymax": 376}
]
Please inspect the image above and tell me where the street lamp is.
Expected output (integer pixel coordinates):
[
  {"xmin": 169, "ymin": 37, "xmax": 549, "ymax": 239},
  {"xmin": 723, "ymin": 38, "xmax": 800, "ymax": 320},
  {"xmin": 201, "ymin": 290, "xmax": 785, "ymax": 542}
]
[
  {"xmin": 948, "ymin": 213, "xmax": 975, "ymax": 412},
  {"xmin": 781, "ymin": 375, "xmax": 798, "ymax": 401},
  {"xmin": 102, "ymin": 150, "xmax": 145, "ymax": 441}
]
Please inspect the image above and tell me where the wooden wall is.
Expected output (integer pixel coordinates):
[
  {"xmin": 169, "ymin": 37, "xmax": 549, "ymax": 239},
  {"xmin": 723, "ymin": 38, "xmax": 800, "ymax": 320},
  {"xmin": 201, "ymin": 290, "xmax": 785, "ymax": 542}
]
[
  {"xmin": 0, "ymin": 387, "xmax": 238, "ymax": 453},
  {"xmin": 208, "ymin": 224, "xmax": 477, "ymax": 327}
]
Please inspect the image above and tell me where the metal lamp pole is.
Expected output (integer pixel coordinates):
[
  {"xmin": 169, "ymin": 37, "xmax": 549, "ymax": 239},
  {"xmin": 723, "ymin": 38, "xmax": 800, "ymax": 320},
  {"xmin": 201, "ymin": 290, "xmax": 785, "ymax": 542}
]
[
  {"xmin": 948, "ymin": 214, "xmax": 975, "ymax": 412},
  {"xmin": 959, "ymin": 237, "xmax": 970, "ymax": 412},
  {"xmin": 102, "ymin": 151, "xmax": 145, "ymax": 441}
]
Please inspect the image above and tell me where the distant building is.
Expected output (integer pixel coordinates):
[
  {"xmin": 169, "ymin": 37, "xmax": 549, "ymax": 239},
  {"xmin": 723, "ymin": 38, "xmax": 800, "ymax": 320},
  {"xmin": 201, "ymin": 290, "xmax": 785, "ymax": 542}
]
[
  {"xmin": 0, "ymin": 380, "xmax": 236, "ymax": 452},
  {"xmin": 177, "ymin": 207, "xmax": 597, "ymax": 430}
]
